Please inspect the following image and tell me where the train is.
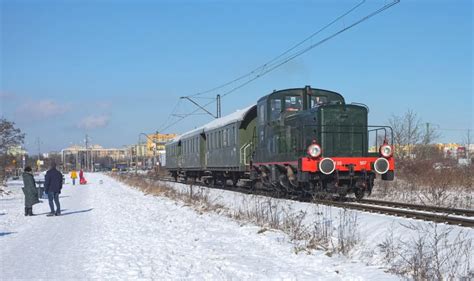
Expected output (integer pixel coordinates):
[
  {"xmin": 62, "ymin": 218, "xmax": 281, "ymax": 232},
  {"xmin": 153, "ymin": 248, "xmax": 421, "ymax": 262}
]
[{"xmin": 165, "ymin": 86, "xmax": 394, "ymax": 199}]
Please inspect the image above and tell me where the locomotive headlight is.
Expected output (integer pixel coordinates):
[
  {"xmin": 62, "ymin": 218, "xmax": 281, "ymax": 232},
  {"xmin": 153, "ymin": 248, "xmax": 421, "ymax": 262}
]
[
  {"xmin": 307, "ymin": 143, "xmax": 322, "ymax": 158},
  {"xmin": 380, "ymin": 144, "xmax": 393, "ymax": 158}
]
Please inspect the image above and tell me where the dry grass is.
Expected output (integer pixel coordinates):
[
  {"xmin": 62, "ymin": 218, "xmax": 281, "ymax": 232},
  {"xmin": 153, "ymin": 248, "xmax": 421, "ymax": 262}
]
[
  {"xmin": 111, "ymin": 173, "xmax": 362, "ymax": 256},
  {"xmin": 372, "ymin": 160, "xmax": 473, "ymax": 209},
  {"xmin": 378, "ymin": 222, "xmax": 473, "ymax": 280}
]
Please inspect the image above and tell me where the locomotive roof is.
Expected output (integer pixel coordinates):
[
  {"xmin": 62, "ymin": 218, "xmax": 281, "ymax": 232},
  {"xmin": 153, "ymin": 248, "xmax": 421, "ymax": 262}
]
[
  {"xmin": 257, "ymin": 87, "xmax": 345, "ymax": 103},
  {"xmin": 171, "ymin": 104, "xmax": 256, "ymax": 142}
]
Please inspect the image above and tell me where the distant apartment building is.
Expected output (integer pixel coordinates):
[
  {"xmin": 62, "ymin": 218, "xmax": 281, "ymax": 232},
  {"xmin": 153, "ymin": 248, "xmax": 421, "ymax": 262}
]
[
  {"xmin": 145, "ymin": 133, "xmax": 177, "ymax": 157},
  {"xmin": 61, "ymin": 144, "xmax": 128, "ymax": 170}
]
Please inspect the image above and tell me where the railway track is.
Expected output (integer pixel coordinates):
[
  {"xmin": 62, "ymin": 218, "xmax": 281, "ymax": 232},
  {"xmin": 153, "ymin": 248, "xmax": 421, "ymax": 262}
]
[
  {"xmin": 357, "ymin": 199, "xmax": 474, "ymax": 217},
  {"xmin": 317, "ymin": 199, "xmax": 474, "ymax": 228},
  {"xmin": 139, "ymin": 174, "xmax": 474, "ymax": 228}
]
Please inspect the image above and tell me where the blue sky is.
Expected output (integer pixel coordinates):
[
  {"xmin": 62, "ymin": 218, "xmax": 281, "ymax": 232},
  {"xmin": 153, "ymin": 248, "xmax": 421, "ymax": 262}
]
[{"xmin": 1, "ymin": 0, "xmax": 472, "ymax": 152}]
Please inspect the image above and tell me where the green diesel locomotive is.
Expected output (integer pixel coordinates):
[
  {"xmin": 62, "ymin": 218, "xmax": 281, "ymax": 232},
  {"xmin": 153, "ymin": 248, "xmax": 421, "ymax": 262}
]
[{"xmin": 166, "ymin": 86, "xmax": 394, "ymax": 199}]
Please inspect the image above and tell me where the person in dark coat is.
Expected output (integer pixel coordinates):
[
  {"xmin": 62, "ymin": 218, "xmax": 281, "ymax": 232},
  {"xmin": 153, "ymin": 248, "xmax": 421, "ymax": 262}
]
[
  {"xmin": 44, "ymin": 162, "xmax": 63, "ymax": 216},
  {"xmin": 22, "ymin": 166, "xmax": 40, "ymax": 216}
]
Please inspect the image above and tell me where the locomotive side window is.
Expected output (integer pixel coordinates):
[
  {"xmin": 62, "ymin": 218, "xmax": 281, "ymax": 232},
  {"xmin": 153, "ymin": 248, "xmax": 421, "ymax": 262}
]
[
  {"xmin": 270, "ymin": 98, "xmax": 282, "ymax": 120},
  {"xmin": 285, "ymin": 96, "xmax": 302, "ymax": 112}
]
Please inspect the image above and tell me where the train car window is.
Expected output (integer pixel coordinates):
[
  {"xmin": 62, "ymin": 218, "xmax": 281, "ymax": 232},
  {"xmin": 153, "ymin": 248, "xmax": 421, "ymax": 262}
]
[
  {"xmin": 223, "ymin": 128, "xmax": 227, "ymax": 147},
  {"xmin": 285, "ymin": 96, "xmax": 302, "ymax": 112},
  {"xmin": 258, "ymin": 104, "xmax": 265, "ymax": 124},
  {"xmin": 214, "ymin": 132, "xmax": 216, "ymax": 149},
  {"xmin": 218, "ymin": 130, "xmax": 222, "ymax": 148},
  {"xmin": 270, "ymin": 98, "xmax": 282, "ymax": 120},
  {"xmin": 232, "ymin": 126, "xmax": 235, "ymax": 145},
  {"xmin": 310, "ymin": 96, "xmax": 328, "ymax": 108}
]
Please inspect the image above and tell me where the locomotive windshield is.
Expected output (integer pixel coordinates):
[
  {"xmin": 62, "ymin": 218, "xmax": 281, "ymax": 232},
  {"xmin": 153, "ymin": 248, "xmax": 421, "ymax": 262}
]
[
  {"xmin": 285, "ymin": 96, "xmax": 303, "ymax": 112},
  {"xmin": 310, "ymin": 95, "xmax": 329, "ymax": 108},
  {"xmin": 261, "ymin": 87, "xmax": 345, "ymax": 121}
]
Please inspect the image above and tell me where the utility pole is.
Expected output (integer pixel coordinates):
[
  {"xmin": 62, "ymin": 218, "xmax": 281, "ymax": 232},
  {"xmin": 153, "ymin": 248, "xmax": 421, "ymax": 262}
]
[
  {"xmin": 135, "ymin": 135, "xmax": 139, "ymax": 175},
  {"xmin": 153, "ymin": 131, "xmax": 158, "ymax": 169},
  {"xmin": 85, "ymin": 134, "xmax": 91, "ymax": 171},
  {"xmin": 217, "ymin": 94, "xmax": 221, "ymax": 118},
  {"xmin": 467, "ymin": 129, "xmax": 471, "ymax": 164},
  {"xmin": 425, "ymin": 123, "xmax": 430, "ymax": 144},
  {"xmin": 35, "ymin": 137, "xmax": 41, "ymax": 171}
]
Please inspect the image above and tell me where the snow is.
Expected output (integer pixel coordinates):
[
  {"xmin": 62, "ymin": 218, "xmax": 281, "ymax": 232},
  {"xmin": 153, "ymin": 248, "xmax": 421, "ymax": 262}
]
[
  {"xmin": 0, "ymin": 173, "xmax": 398, "ymax": 280},
  {"xmin": 172, "ymin": 104, "xmax": 256, "ymax": 142},
  {"xmin": 161, "ymin": 180, "xmax": 474, "ymax": 277}
]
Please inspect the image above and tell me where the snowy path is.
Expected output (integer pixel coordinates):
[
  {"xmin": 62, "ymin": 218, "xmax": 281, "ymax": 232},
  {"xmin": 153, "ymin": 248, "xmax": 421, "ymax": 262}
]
[{"xmin": 1, "ymin": 173, "xmax": 395, "ymax": 280}]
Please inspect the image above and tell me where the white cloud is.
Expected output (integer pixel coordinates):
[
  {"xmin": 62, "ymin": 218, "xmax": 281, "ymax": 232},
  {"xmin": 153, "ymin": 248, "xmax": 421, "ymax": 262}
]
[
  {"xmin": 77, "ymin": 115, "xmax": 110, "ymax": 130},
  {"xmin": 16, "ymin": 99, "xmax": 70, "ymax": 119}
]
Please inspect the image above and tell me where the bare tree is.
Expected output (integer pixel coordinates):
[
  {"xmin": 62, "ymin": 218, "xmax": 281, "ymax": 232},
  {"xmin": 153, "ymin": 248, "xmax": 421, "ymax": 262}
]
[
  {"xmin": 422, "ymin": 123, "xmax": 441, "ymax": 145},
  {"xmin": 0, "ymin": 118, "xmax": 25, "ymax": 183},
  {"xmin": 404, "ymin": 109, "xmax": 422, "ymax": 157},
  {"xmin": 389, "ymin": 110, "xmax": 422, "ymax": 158},
  {"xmin": 389, "ymin": 110, "xmax": 440, "ymax": 159}
]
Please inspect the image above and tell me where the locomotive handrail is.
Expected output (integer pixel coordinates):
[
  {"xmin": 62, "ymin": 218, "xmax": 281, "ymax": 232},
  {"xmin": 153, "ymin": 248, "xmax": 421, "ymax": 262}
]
[
  {"xmin": 240, "ymin": 142, "xmax": 252, "ymax": 166},
  {"xmin": 243, "ymin": 142, "xmax": 252, "ymax": 166}
]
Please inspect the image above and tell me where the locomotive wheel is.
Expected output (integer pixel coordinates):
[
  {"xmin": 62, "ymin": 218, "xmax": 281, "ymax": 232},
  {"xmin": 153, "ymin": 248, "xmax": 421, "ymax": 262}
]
[
  {"xmin": 354, "ymin": 188, "xmax": 365, "ymax": 201},
  {"xmin": 209, "ymin": 178, "xmax": 216, "ymax": 187}
]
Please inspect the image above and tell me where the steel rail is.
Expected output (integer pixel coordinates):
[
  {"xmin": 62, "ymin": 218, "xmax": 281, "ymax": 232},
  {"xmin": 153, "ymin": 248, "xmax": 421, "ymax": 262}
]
[
  {"xmin": 133, "ymin": 174, "xmax": 474, "ymax": 228},
  {"xmin": 357, "ymin": 199, "xmax": 474, "ymax": 217}
]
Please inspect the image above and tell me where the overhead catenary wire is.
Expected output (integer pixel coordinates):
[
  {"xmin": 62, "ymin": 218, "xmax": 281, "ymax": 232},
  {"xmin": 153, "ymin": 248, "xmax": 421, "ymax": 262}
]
[
  {"xmin": 160, "ymin": 0, "xmax": 400, "ymax": 133},
  {"xmin": 159, "ymin": 0, "xmax": 368, "ymax": 131},
  {"xmin": 186, "ymin": 0, "xmax": 366, "ymax": 98}
]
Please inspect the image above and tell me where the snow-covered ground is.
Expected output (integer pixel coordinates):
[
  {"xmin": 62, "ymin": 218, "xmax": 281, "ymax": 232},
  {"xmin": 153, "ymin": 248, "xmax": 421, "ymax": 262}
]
[
  {"xmin": 149, "ymin": 178, "xmax": 474, "ymax": 279},
  {"xmin": 1, "ymin": 173, "xmax": 398, "ymax": 280}
]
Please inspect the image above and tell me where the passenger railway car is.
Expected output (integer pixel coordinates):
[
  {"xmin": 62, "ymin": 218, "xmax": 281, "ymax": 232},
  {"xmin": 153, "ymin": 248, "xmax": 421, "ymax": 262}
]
[{"xmin": 166, "ymin": 86, "xmax": 394, "ymax": 199}]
